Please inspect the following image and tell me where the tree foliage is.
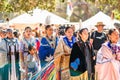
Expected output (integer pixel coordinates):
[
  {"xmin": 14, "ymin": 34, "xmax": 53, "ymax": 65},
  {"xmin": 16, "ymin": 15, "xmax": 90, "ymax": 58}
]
[
  {"xmin": 0, "ymin": 0, "xmax": 55, "ymax": 13},
  {"xmin": 0, "ymin": 0, "xmax": 120, "ymax": 21},
  {"xmin": 0, "ymin": 0, "xmax": 55, "ymax": 20},
  {"xmin": 70, "ymin": 0, "xmax": 120, "ymax": 21},
  {"xmin": 86, "ymin": 0, "xmax": 120, "ymax": 20},
  {"xmin": 98, "ymin": 0, "xmax": 120, "ymax": 20}
]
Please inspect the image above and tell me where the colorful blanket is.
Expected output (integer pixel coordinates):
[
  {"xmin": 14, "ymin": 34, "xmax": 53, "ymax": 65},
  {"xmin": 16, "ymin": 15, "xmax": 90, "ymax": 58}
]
[{"xmin": 31, "ymin": 60, "xmax": 56, "ymax": 80}]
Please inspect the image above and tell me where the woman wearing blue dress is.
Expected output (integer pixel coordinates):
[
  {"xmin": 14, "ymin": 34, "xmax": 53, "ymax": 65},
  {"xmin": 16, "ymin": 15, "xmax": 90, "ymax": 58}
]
[{"xmin": 39, "ymin": 25, "xmax": 58, "ymax": 68}]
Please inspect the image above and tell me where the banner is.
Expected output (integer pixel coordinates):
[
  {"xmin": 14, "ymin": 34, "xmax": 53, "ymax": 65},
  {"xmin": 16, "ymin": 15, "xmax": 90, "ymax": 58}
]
[{"xmin": 66, "ymin": 0, "xmax": 73, "ymax": 17}]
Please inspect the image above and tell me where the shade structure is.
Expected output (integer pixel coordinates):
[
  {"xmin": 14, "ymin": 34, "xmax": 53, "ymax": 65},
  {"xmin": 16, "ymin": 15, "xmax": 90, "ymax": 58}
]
[
  {"xmin": 82, "ymin": 11, "xmax": 120, "ymax": 31},
  {"xmin": 10, "ymin": 9, "xmax": 69, "ymax": 25},
  {"xmin": 31, "ymin": 9, "xmax": 69, "ymax": 24},
  {"xmin": 9, "ymin": 13, "xmax": 33, "ymax": 24}
]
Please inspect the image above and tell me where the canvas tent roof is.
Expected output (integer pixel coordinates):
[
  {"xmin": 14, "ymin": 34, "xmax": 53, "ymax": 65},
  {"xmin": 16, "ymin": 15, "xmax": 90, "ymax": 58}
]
[
  {"xmin": 10, "ymin": 9, "xmax": 69, "ymax": 24},
  {"xmin": 31, "ymin": 9, "xmax": 69, "ymax": 24},
  {"xmin": 82, "ymin": 11, "xmax": 120, "ymax": 31},
  {"xmin": 9, "ymin": 13, "xmax": 33, "ymax": 24}
]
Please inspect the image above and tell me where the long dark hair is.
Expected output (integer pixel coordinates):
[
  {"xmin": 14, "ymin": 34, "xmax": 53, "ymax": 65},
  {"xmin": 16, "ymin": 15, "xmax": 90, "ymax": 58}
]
[
  {"xmin": 78, "ymin": 28, "xmax": 89, "ymax": 41},
  {"xmin": 107, "ymin": 28, "xmax": 117, "ymax": 41},
  {"xmin": 24, "ymin": 26, "xmax": 32, "ymax": 31},
  {"xmin": 45, "ymin": 25, "xmax": 51, "ymax": 30},
  {"xmin": 65, "ymin": 26, "xmax": 73, "ymax": 32},
  {"xmin": 79, "ymin": 28, "xmax": 88, "ymax": 34},
  {"xmin": 28, "ymin": 45, "xmax": 34, "ymax": 54},
  {"xmin": 108, "ymin": 29, "xmax": 116, "ymax": 35}
]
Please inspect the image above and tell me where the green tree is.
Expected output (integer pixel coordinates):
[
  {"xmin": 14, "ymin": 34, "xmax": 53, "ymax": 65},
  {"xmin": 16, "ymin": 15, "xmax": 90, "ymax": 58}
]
[
  {"xmin": 0, "ymin": 0, "xmax": 55, "ymax": 20},
  {"xmin": 87, "ymin": 0, "xmax": 120, "ymax": 20},
  {"xmin": 0, "ymin": 0, "xmax": 55, "ymax": 13}
]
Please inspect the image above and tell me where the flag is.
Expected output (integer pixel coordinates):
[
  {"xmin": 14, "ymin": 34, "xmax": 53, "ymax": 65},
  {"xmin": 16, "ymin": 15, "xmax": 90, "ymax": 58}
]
[{"xmin": 66, "ymin": 0, "xmax": 73, "ymax": 17}]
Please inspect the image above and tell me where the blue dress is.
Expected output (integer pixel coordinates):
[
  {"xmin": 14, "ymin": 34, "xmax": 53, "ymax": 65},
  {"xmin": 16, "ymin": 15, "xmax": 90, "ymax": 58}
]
[{"xmin": 39, "ymin": 36, "xmax": 58, "ymax": 68}]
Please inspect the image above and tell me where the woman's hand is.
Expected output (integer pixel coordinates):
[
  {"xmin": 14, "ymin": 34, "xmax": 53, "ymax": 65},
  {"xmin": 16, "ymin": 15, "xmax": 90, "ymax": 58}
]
[
  {"xmin": 20, "ymin": 62, "xmax": 26, "ymax": 73},
  {"xmin": 93, "ymin": 56, "xmax": 96, "ymax": 60},
  {"xmin": 116, "ymin": 53, "xmax": 120, "ymax": 60},
  {"xmin": 45, "ymin": 55, "xmax": 53, "ymax": 62}
]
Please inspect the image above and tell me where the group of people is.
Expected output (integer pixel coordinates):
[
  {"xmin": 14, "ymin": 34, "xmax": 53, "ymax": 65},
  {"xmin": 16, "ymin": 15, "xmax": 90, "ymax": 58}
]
[
  {"xmin": 0, "ymin": 27, "xmax": 40, "ymax": 80},
  {"xmin": 0, "ymin": 21, "xmax": 120, "ymax": 80}
]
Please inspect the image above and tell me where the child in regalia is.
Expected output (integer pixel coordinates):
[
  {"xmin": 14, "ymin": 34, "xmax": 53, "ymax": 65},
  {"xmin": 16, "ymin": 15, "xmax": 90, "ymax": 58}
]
[{"xmin": 27, "ymin": 45, "xmax": 40, "ymax": 79}]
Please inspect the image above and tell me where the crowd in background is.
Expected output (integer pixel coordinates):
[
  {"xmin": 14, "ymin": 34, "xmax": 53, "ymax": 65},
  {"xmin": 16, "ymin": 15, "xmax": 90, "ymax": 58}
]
[{"xmin": 0, "ymin": 22, "xmax": 120, "ymax": 80}]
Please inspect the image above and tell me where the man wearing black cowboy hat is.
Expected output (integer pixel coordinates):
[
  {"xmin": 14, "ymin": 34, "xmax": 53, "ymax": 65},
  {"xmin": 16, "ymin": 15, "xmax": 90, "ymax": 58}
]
[{"xmin": 90, "ymin": 22, "xmax": 107, "ymax": 55}]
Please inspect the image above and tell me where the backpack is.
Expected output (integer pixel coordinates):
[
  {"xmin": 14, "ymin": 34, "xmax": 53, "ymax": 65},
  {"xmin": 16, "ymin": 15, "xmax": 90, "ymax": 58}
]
[{"xmin": 92, "ymin": 31, "xmax": 106, "ymax": 39}]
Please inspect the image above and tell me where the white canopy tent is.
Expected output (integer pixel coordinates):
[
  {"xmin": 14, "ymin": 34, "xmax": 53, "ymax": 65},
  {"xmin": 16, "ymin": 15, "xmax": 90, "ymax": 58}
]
[
  {"xmin": 9, "ymin": 9, "xmax": 69, "ymax": 24},
  {"xmin": 32, "ymin": 9, "xmax": 69, "ymax": 24},
  {"xmin": 82, "ymin": 11, "xmax": 120, "ymax": 31},
  {"xmin": 9, "ymin": 13, "xmax": 33, "ymax": 24}
]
